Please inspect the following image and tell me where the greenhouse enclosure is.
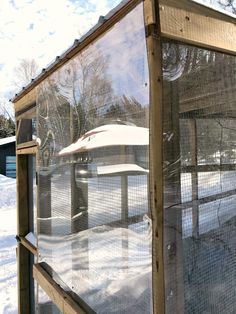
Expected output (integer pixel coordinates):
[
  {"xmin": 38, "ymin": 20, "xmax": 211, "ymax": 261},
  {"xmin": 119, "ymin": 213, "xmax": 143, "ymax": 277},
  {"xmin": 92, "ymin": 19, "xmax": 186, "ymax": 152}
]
[{"xmin": 12, "ymin": 0, "xmax": 236, "ymax": 313}]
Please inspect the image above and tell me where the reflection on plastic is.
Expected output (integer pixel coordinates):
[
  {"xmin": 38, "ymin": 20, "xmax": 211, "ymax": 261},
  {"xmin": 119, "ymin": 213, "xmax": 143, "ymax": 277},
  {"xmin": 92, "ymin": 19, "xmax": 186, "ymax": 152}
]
[
  {"xmin": 163, "ymin": 41, "xmax": 236, "ymax": 313},
  {"xmin": 37, "ymin": 2, "xmax": 151, "ymax": 314}
]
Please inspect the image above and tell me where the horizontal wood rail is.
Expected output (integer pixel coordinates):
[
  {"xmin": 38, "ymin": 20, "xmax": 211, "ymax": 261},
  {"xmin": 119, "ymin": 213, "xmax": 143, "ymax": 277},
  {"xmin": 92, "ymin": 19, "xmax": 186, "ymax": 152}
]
[
  {"xmin": 17, "ymin": 141, "xmax": 38, "ymax": 154},
  {"xmin": 170, "ymin": 188, "xmax": 236, "ymax": 210},
  {"xmin": 182, "ymin": 164, "xmax": 236, "ymax": 173},
  {"xmin": 19, "ymin": 236, "xmax": 37, "ymax": 256},
  {"xmin": 33, "ymin": 263, "xmax": 88, "ymax": 314},
  {"xmin": 160, "ymin": 0, "xmax": 236, "ymax": 55}
]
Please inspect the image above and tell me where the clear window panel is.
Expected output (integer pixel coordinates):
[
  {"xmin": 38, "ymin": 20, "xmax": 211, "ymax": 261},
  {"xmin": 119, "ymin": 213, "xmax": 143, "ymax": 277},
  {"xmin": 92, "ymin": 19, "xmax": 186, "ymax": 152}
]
[{"xmin": 37, "ymin": 2, "xmax": 151, "ymax": 313}]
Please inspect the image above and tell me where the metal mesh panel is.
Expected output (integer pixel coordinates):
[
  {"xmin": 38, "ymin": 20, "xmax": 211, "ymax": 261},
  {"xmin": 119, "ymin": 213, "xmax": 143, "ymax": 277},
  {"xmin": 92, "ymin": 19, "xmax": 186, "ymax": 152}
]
[
  {"xmin": 37, "ymin": 2, "xmax": 151, "ymax": 313},
  {"xmin": 163, "ymin": 41, "xmax": 236, "ymax": 313}
]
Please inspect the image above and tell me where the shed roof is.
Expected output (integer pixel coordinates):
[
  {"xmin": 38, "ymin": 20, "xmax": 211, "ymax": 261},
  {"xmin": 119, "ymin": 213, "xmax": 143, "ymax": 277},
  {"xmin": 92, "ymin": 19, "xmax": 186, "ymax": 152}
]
[
  {"xmin": 0, "ymin": 136, "xmax": 16, "ymax": 146},
  {"xmin": 59, "ymin": 124, "xmax": 148, "ymax": 156}
]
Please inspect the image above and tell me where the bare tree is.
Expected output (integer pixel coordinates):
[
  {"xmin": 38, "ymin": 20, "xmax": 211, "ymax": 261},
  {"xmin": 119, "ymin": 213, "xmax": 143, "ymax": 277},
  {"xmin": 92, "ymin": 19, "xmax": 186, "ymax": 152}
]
[
  {"xmin": 218, "ymin": 0, "xmax": 236, "ymax": 14},
  {"xmin": 13, "ymin": 58, "xmax": 39, "ymax": 90},
  {"xmin": 0, "ymin": 96, "xmax": 15, "ymax": 126}
]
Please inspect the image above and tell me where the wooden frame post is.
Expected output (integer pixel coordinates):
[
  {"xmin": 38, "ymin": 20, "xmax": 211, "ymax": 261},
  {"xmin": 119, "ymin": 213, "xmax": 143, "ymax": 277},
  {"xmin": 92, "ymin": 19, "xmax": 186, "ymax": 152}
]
[
  {"xmin": 144, "ymin": 0, "xmax": 165, "ymax": 313},
  {"xmin": 17, "ymin": 154, "xmax": 31, "ymax": 313},
  {"xmin": 163, "ymin": 79, "xmax": 184, "ymax": 313},
  {"xmin": 189, "ymin": 119, "xmax": 199, "ymax": 238},
  {"xmin": 16, "ymin": 124, "xmax": 38, "ymax": 313}
]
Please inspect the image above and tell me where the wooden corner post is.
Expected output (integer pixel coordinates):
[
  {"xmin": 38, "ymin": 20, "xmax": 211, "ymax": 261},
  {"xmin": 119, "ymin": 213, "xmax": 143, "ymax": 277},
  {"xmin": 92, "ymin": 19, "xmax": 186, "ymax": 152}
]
[
  {"xmin": 17, "ymin": 154, "xmax": 31, "ymax": 313},
  {"xmin": 143, "ymin": 0, "xmax": 165, "ymax": 313}
]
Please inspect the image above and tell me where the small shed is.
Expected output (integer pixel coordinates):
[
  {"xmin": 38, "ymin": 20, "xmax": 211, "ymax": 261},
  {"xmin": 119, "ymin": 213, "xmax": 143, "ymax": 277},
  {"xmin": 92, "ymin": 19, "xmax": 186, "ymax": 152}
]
[
  {"xmin": 11, "ymin": 0, "xmax": 236, "ymax": 313},
  {"xmin": 0, "ymin": 136, "xmax": 16, "ymax": 178}
]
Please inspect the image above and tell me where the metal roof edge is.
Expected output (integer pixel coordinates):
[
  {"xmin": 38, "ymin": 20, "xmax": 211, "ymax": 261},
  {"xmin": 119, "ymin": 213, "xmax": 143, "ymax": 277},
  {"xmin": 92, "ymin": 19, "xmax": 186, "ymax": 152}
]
[
  {"xmin": 11, "ymin": 0, "xmax": 131, "ymax": 104},
  {"xmin": 0, "ymin": 136, "xmax": 16, "ymax": 146}
]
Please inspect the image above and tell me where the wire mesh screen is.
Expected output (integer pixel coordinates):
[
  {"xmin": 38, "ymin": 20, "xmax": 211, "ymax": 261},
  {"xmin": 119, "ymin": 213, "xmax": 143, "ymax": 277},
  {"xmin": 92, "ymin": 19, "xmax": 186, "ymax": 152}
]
[
  {"xmin": 162, "ymin": 41, "xmax": 236, "ymax": 313},
  {"xmin": 37, "ymin": 2, "xmax": 151, "ymax": 313}
]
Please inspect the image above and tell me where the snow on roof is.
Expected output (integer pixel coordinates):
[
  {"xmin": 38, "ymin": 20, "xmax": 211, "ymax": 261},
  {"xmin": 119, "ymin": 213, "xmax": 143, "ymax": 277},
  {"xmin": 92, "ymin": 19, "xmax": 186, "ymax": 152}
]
[
  {"xmin": 59, "ymin": 124, "xmax": 148, "ymax": 156},
  {"xmin": 97, "ymin": 164, "xmax": 149, "ymax": 176},
  {"xmin": 0, "ymin": 136, "xmax": 16, "ymax": 146}
]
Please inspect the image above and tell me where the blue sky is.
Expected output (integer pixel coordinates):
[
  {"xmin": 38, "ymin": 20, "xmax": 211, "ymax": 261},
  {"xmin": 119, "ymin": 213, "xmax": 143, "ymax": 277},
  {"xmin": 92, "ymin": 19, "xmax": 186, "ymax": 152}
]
[{"xmin": 0, "ymin": 0, "xmax": 121, "ymax": 113}]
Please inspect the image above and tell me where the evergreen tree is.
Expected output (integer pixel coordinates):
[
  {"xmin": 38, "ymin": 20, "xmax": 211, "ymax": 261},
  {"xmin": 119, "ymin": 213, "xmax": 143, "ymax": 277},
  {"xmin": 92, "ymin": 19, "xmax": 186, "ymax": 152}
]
[{"xmin": 0, "ymin": 114, "xmax": 15, "ymax": 138}]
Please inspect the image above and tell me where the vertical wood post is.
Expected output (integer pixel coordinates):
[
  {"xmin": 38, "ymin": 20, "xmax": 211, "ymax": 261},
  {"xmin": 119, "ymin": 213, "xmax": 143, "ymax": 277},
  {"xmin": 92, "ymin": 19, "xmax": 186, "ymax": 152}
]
[
  {"xmin": 163, "ymin": 80, "xmax": 184, "ymax": 313},
  {"xmin": 70, "ymin": 106, "xmax": 88, "ymax": 234},
  {"xmin": 70, "ymin": 105, "xmax": 89, "ymax": 277},
  {"xmin": 38, "ymin": 172, "xmax": 51, "ymax": 235},
  {"xmin": 189, "ymin": 119, "xmax": 199, "ymax": 238},
  {"xmin": 120, "ymin": 146, "xmax": 129, "ymax": 268},
  {"xmin": 143, "ymin": 0, "xmax": 164, "ymax": 313},
  {"xmin": 17, "ymin": 154, "xmax": 31, "ymax": 314}
]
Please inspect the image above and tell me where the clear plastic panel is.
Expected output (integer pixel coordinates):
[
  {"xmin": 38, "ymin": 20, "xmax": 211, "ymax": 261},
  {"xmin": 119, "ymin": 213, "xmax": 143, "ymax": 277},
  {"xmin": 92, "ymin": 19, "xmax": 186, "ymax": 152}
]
[
  {"xmin": 163, "ymin": 41, "xmax": 236, "ymax": 313},
  {"xmin": 37, "ymin": 2, "xmax": 151, "ymax": 313}
]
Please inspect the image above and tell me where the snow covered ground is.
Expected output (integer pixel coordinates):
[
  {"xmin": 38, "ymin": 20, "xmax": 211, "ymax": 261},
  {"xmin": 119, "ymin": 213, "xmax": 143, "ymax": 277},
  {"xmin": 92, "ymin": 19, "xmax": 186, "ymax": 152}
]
[
  {"xmin": 0, "ymin": 168, "xmax": 236, "ymax": 313},
  {"xmin": 0, "ymin": 175, "xmax": 17, "ymax": 314}
]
